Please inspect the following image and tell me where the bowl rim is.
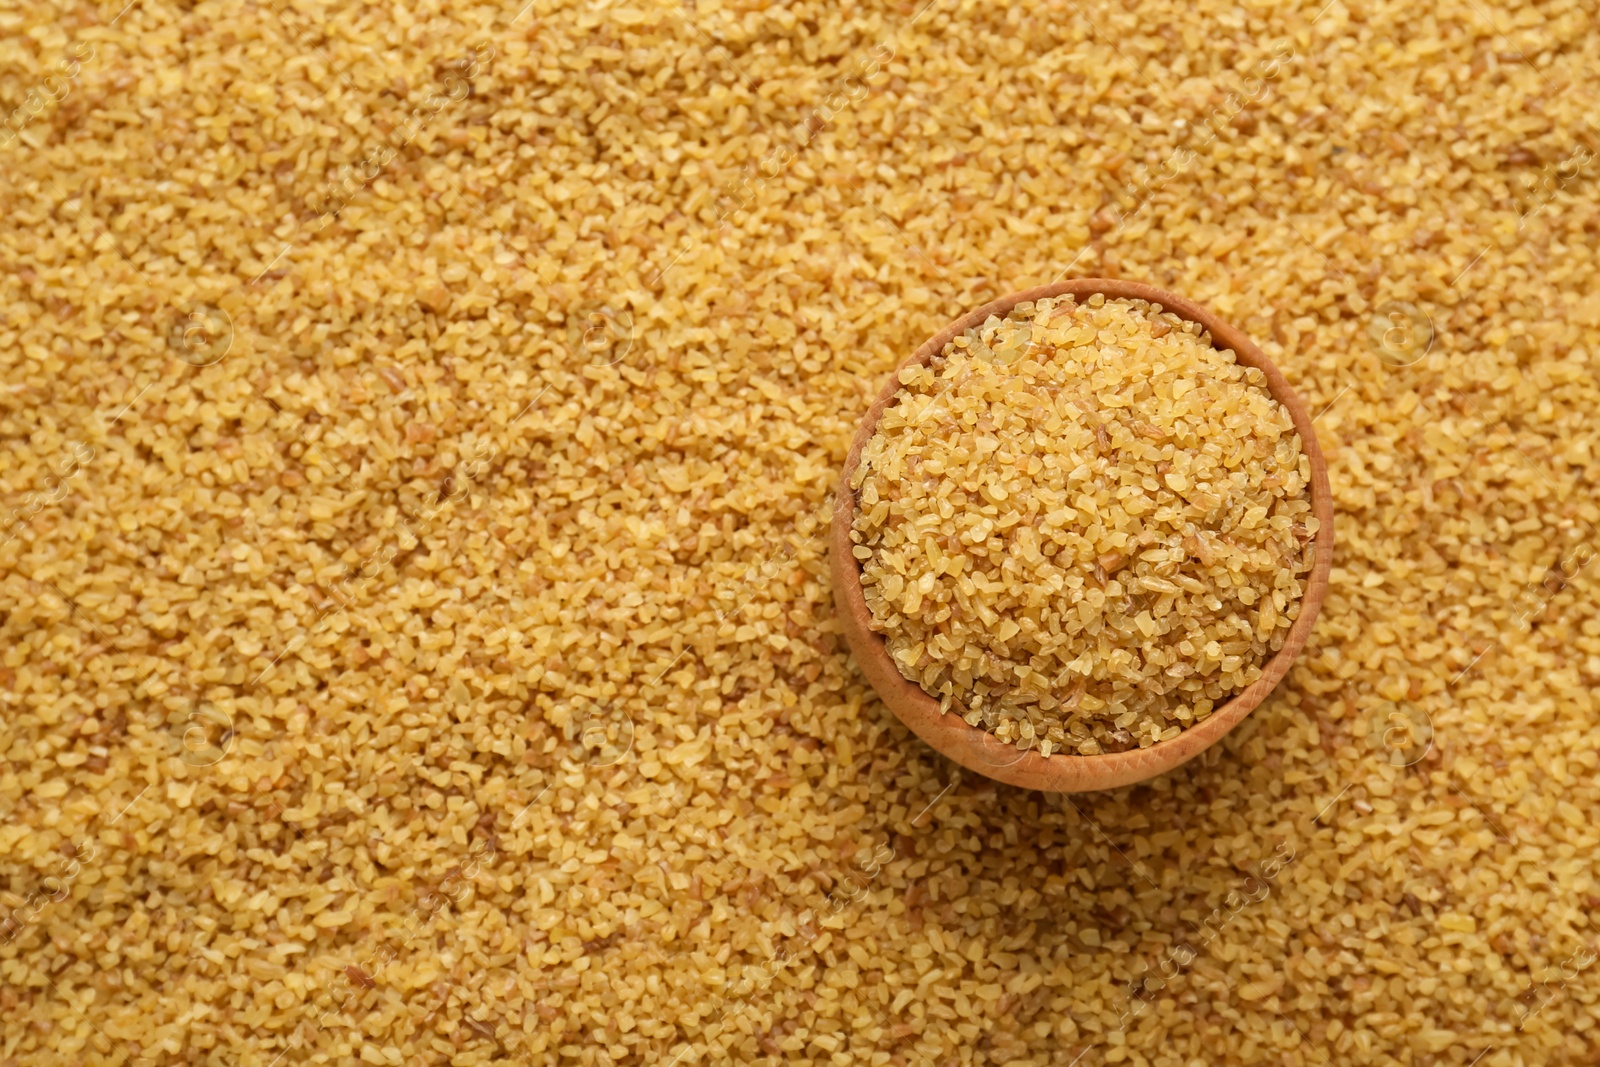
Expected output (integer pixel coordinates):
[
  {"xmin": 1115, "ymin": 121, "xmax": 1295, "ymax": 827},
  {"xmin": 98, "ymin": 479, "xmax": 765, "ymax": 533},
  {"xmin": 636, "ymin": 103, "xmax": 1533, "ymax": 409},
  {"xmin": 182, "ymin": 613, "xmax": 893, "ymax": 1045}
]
[{"xmin": 829, "ymin": 278, "xmax": 1335, "ymax": 792}]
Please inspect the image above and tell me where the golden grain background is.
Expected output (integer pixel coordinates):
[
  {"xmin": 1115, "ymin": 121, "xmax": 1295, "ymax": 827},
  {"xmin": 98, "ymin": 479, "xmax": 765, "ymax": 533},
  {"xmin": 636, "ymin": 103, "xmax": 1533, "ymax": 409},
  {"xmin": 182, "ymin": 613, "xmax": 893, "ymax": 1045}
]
[{"xmin": 2, "ymin": 0, "xmax": 1598, "ymax": 1065}]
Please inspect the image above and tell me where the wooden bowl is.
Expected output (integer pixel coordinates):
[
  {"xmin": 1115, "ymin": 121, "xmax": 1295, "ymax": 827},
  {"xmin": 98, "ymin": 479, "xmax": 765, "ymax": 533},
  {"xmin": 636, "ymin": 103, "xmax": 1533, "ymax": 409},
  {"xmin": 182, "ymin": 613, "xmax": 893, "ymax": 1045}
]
[{"xmin": 830, "ymin": 279, "xmax": 1334, "ymax": 792}]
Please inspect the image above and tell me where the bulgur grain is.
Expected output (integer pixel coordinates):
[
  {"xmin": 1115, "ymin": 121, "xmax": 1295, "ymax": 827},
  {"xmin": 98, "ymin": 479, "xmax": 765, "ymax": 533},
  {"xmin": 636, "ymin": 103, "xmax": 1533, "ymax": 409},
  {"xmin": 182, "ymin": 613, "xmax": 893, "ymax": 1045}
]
[
  {"xmin": 1, "ymin": 0, "xmax": 1598, "ymax": 1065},
  {"xmin": 849, "ymin": 296, "xmax": 1315, "ymax": 755}
]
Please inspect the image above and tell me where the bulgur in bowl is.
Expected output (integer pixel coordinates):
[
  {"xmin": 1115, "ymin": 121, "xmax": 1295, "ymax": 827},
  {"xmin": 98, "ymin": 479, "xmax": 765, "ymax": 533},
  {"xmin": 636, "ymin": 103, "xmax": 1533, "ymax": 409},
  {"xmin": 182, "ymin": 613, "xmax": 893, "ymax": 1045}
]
[{"xmin": 830, "ymin": 279, "xmax": 1334, "ymax": 792}]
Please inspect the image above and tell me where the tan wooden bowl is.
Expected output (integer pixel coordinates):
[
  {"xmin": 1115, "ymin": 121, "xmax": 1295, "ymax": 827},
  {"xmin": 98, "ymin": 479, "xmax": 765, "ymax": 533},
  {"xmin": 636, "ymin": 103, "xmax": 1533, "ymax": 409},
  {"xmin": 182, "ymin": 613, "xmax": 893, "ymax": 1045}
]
[{"xmin": 831, "ymin": 279, "xmax": 1334, "ymax": 792}]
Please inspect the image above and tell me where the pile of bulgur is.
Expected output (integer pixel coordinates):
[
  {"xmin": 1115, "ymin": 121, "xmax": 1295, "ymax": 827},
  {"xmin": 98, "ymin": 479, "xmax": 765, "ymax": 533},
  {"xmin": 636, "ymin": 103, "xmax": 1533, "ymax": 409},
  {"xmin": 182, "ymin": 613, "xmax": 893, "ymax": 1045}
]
[
  {"xmin": 850, "ymin": 294, "xmax": 1315, "ymax": 755},
  {"xmin": 3, "ymin": 0, "xmax": 1599, "ymax": 1065}
]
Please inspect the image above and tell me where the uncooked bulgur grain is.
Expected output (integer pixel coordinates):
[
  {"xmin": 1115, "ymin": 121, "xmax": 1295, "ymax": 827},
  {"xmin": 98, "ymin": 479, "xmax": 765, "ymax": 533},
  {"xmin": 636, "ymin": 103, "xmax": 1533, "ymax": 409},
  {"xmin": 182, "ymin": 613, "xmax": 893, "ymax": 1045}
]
[
  {"xmin": 851, "ymin": 295, "xmax": 1316, "ymax": 755},
  {"xmin": 3, "ymin": 0, "xmax": 1600, "ymax": 1065}
]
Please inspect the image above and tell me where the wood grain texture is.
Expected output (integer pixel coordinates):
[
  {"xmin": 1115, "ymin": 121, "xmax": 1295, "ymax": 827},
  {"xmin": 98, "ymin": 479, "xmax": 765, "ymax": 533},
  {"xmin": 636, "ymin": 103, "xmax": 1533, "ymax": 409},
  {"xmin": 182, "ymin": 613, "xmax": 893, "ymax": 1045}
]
[{"xmin": 831, "ymin": 279, "xmax": 1334, "ymax": 793}]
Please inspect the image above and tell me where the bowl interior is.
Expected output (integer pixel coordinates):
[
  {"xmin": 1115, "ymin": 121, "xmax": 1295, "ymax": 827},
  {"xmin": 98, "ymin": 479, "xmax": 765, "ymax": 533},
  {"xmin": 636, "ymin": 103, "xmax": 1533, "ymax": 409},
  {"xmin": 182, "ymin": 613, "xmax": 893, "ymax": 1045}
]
[{"xmin": 830, "ymin": 278, "xmax": 1334, "ymax": 793}]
